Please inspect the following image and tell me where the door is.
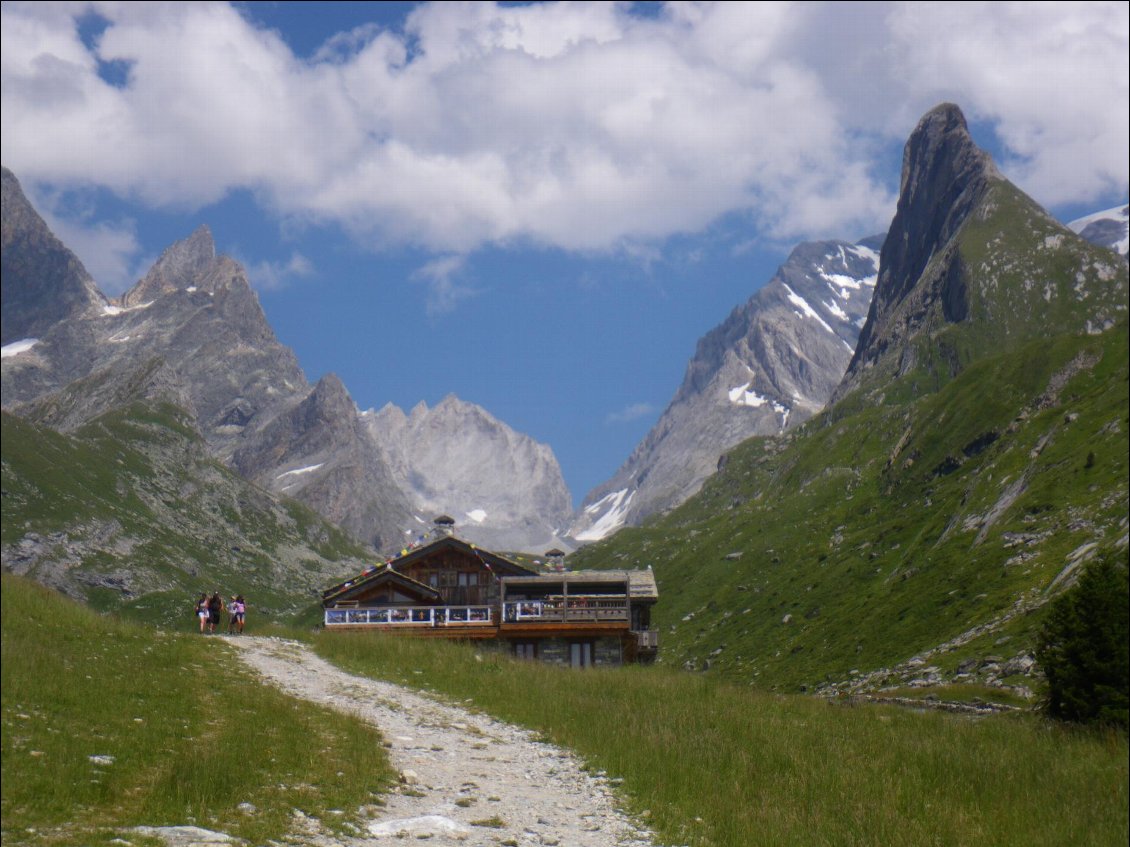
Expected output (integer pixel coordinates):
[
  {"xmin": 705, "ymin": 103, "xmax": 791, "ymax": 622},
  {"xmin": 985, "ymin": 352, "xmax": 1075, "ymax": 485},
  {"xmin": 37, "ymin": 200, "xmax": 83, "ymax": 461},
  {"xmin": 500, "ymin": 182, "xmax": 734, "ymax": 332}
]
[{"xmin": 569, "ymin": 641, "xmax": 593, "ymax": 668}]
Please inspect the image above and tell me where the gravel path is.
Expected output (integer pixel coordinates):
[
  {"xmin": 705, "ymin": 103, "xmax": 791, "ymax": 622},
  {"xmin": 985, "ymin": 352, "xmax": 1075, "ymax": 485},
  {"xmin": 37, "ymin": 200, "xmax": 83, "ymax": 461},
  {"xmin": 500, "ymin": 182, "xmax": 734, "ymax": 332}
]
[{"xmin": 230, "ymin": 637, "xmax": 661, "ymax": 847}]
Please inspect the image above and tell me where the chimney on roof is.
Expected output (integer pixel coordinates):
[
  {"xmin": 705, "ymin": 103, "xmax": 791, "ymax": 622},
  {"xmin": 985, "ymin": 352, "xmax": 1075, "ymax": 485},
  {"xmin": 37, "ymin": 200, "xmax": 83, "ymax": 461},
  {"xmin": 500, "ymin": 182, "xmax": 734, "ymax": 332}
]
[{"xmin": 433, "ymin": 515, "xmax": 456, "ymax": 538}]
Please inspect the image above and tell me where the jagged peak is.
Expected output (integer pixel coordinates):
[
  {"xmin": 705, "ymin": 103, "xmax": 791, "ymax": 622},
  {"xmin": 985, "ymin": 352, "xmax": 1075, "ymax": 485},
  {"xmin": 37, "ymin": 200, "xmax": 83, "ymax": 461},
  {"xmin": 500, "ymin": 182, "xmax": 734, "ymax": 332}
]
[
  {"xmin": 310, "ymin": 372, "xmax": 349, "ymax": 400},
  {"xmin": 841, "ymin": 103, "xmax": 1003, "ymax": 380},
  {"xmin": 899, "ymin": 103, "xmax": 1000, "ymax": 206},
  {"xmin": 121, "ymin": 225, "xmax": 219, "ymax": 306},
  {"xmin": 838, "ymin": 102, "xmax": 1128, "ymax": 402}
]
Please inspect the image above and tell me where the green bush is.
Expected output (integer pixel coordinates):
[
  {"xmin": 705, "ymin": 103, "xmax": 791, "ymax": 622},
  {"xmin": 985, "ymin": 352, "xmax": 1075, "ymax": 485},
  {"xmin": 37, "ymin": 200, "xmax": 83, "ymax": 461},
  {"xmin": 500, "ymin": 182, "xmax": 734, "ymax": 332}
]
[{"xmin": 1037, "ymin": 555, "xmax": 1130, "ymax": 729}]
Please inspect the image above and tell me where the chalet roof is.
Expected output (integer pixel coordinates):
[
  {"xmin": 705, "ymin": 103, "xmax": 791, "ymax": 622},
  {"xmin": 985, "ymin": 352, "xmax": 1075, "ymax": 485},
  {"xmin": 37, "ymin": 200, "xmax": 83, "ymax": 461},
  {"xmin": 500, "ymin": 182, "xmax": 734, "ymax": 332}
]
[
  {"xmin": 321, "ymin": 535, "xmax": 537, "ymax": 601},
  {"xmin": 503, "ymin": 568, "xmax": 659, "ymax": 601},
  {"xmin": 391, "ymin": 534, "xmax": 538, "ymax": 576},
  {"xmin": 322, "ymin": 564, "xmax": 443, "ymax": 605}
]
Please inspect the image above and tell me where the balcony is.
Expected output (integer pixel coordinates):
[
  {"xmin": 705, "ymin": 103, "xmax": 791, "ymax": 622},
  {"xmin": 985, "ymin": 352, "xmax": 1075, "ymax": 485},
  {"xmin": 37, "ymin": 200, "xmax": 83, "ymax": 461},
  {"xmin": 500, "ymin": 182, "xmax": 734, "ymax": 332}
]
[
  {"xmin": 324, "ymin": 605, "xmax": 493, "ymax": 628},
  {"xmin": 501, "ymin": 597, "xmax": 629, "ymax": 624}
]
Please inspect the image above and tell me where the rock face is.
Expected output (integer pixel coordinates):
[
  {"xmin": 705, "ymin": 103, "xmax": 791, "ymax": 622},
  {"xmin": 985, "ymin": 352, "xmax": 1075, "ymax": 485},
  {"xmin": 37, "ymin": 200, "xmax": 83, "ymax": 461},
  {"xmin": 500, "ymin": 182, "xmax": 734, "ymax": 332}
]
[
  {"xmin": 570, "ymin": 236, "xmax": 881, "ymax": 541},
  {"xmin": 0, "ymin": 168, "xmax": 106, "ymax": 345},
  {"xmin": 233, "ymin": 374, "xmax": 415, "ymax": 551},
  {"xmin": 366, "ymin": 395, "xmax": 574, "ymax": 552},
  {"xmin": 2, "ymin": 178, "xmax": 571, "ymax": 554},
  {"xmin": 837, "ymin": 103, "xmax": 1127, "ymax": 400}
]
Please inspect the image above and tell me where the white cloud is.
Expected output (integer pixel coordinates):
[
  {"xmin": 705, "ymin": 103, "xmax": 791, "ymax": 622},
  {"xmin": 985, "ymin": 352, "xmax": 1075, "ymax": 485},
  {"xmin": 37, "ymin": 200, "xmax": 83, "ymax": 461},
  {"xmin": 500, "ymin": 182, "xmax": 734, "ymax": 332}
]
[
  {"xmin": 606, "ymin": 402, "xmax": 656, "ymax": 425},
  {"xmin": 2, "ymin": 1, "xmax": 1126, "ymax": 261},
  {"xmin": 26, "ymin": 185, "xmax": 144, "ymax": 295},
  {"xmin": 411, "ymin": 254, "xmax": 477, "ymax": 316},
  {"xmin": 244, "ymin": 252, "xmax": 315, "ymax": 291},
  {"xmin": 886, "ymin": 1, "xmax": 1130, "ymax": 206}
]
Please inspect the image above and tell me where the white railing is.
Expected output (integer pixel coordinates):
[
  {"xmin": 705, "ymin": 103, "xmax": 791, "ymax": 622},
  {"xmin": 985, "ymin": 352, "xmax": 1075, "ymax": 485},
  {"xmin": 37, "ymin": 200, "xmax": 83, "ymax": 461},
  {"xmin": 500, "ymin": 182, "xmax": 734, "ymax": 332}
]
[
  {"xmin": 324, "ymin": 605, "xmax": 493, "ymax": 628},
  {"xmin": 501, "ymin": 598, "xmax": 629, "ymax": 624}
]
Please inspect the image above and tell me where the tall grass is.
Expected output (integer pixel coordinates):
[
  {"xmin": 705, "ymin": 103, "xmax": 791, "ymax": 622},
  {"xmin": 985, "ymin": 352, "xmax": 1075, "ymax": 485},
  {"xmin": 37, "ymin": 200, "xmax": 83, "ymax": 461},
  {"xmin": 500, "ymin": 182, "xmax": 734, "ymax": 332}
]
[
  {"xmin": 1, "ymin": 575, "xmax": 395, "ymax": 846},
  {"xmin": 316, "ymin": 631, "xmax": 1128, "ymax": 847}
]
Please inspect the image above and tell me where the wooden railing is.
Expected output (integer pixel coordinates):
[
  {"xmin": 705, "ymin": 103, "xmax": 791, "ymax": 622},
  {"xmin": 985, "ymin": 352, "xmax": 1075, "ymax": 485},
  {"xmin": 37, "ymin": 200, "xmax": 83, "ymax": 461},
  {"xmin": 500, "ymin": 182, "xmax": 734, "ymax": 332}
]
[
  {"xmin": 324, "ymin": 605, "xmax": 493, "ymax": 628},
  {"xmin": 635, "ymin": 629, "xmax": 659, "ymax": 650},
  {"xmin": 501, "ymin": 598, "xmax": 628, "ymax": 624},
  {"xmin": 325, "ymin": 598, "xmax": 634, "ymax": 629}
]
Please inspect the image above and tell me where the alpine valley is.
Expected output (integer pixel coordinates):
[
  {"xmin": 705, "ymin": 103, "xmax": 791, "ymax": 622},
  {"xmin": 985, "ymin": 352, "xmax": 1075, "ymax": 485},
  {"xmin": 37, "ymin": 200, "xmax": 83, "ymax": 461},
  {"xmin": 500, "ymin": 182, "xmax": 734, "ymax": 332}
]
[{"xmin": 2, "ymin": 102, "xmax": 1128, "ymax": 702}]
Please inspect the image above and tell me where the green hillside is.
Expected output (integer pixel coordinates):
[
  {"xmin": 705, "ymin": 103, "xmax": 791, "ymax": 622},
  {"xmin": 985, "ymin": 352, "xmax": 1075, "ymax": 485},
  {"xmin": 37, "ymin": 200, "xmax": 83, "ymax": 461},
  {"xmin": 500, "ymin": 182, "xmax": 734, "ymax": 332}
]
[
  {"xmin": 571, "ymin": 319, "xmax": 1129, "ymax": 695},
  {"xmin": 1, "ymin": 401, "xmax": 373, "ymax": 627},
  {"xmin": 0, "ymin": 574, "xmax": 394, "ymax": 846}
]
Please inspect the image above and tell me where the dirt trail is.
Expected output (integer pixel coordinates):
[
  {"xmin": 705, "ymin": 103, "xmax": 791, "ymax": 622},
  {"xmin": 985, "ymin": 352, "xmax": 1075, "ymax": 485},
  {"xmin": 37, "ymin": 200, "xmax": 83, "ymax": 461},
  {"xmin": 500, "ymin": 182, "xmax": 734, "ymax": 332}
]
[{"xmin": 230, "ymin": 636, "xmax": 661, "ymax": 847}]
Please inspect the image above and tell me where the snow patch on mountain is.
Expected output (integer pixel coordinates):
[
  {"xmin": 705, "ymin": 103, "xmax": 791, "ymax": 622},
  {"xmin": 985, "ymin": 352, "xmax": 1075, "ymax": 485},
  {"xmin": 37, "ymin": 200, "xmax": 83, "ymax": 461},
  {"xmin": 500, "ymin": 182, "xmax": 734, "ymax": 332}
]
[
  {"xmin": 782, "ymin": 283, "xmax": 835, "ymax": 334},
  {"xmin": 727, "ymin": 383, "xmax": 788, "ymax": 417},
  {"xmin": 102, "ymin": 301, "xmax": 154, "ymax": 317},
  {"xmin": 575, "ymin": 489, "xmax": 635, "ymax": 542},
  {"xmin": 277, "ymin": 464, "xmax": 324, "ymax": 479},
  {"xmin": 1069, "ymin": 204, "xmax": 1129, "ymax": 257},
  {"xmin": 1, "ymin": 338, "xmax": 38, "ymax": 358}
]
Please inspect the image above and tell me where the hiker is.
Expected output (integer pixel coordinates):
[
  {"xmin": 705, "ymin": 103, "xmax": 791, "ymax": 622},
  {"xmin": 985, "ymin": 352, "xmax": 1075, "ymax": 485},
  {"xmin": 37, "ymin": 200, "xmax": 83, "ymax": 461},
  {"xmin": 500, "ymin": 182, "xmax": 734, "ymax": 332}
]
[
  {"xmin": 207, "ymin": 591, "xmax": 224, "ymax": 634},
  {"xmin": 196, "ymin": 593, "xmax": 209, "ymax": 633},
  {"xmin": 229, "ymin": 595, "xmax": 246, "ymax": 634}
]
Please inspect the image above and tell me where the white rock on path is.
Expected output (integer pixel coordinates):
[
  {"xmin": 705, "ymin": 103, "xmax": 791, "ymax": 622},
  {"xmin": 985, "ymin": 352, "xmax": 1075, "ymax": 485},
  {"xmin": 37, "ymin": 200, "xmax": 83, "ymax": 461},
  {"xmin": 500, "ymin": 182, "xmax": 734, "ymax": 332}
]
[{"xmin": 229, "ymin": 636, "xmax": 661, "ymax": 847}]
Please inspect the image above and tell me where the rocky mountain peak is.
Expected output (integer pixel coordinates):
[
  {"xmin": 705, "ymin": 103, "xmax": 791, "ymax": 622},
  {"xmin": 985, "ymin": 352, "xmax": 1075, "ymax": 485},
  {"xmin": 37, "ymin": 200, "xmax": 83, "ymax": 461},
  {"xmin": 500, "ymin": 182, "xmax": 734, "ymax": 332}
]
[
  {"xmin": 571, "ymin": 235, "xmax": 881, "ymax": 541},
  {"xmin": 303, "ymin": 373, "xmax": 356, "ymax": 424},
  {"xmin": 365, "ymin": 393, "xmax": 574, "ymax": 552},
  {"xmin": 862, "ymin": 103, "xmax": 999, "ymax": 335},
  {"xmin": 838, "ymin": 102, "xmax": 1127, "ymax": 401},
  {"xmin": 121, "ymin": 225, "xmax": 217, "ymax": 306}
]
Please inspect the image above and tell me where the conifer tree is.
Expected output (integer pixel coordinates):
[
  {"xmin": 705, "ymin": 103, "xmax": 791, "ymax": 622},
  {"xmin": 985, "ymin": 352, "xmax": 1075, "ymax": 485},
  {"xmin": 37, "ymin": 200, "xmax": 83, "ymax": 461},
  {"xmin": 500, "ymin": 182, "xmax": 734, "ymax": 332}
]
[{"xmin": 1036, "ymin": 556, "xmax": 1129, "ymax": 729}]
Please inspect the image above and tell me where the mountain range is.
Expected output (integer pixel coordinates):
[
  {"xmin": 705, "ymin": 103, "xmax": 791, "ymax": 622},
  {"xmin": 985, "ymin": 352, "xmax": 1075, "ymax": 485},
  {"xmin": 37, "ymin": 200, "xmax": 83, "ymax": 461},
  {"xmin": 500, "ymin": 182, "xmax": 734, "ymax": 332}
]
[
  {"xmin": 570, "ymin": 103, "xmax": 1128, "ymax": 695},
  {"xmin": 2, "ymin": 102, "xmax": 1127, "ymax": 656},
  {"xmin": 1, "ymin": 168, "xmax": 572, "ymax": 556}
]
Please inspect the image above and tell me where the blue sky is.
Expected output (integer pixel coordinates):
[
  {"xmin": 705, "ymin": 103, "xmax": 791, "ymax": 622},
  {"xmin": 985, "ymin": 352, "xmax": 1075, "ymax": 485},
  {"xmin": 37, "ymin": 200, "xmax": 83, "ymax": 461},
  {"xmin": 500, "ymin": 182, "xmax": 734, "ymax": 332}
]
[{"xmin": 2, "ymin": 1, "xmax": 1127, "ymax": 506}]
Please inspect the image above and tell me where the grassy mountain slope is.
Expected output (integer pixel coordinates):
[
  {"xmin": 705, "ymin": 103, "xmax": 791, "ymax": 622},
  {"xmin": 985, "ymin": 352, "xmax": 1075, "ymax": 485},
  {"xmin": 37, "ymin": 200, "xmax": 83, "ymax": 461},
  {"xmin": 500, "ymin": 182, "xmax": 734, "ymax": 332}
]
[
  {"xmin": 570, "ymin": 319, "xmax": 1128, "ymax": 694},
  {"xmin": 1, "ymin": 401, "xmax": 373, "ymax": 627},
  {"xmin": 845, "ymin": 180, "xmax": 1127, "ymax": 405}
]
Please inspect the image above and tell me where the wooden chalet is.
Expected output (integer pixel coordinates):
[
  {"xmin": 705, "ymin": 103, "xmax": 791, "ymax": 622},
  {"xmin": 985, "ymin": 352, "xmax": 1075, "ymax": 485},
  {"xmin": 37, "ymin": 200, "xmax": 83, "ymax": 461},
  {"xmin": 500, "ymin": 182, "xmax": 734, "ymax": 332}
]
[{"xmin": 322, "ymin": 532, "xmax": 659, "ymax": 667}]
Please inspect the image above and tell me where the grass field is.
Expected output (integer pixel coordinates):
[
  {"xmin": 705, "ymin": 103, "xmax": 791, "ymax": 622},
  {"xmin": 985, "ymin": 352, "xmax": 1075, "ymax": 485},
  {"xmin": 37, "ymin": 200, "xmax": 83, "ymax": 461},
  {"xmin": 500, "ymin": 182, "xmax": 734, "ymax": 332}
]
[
  {"xmin": 4, "ymin": 573, "xmax": 1125, "ymax": 847},
  {"xmin": 0, "ymin": 575, "xmax": 395, "ymax": 847},
  {"xmin": 315, "ymin": 630, "xmax": 1129, "ymax": 847}
]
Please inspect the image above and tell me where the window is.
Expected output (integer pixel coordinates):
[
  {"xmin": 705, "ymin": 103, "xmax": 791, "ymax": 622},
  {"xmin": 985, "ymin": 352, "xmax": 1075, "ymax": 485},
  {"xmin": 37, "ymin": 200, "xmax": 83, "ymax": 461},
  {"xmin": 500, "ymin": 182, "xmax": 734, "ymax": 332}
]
[
  {"xmin": 513, "ymin": 641, "xmax": 538, "ymax": 660},
  {"xmin": 569, "ymin": 641, "xmax": 593, "ymax": 669}
]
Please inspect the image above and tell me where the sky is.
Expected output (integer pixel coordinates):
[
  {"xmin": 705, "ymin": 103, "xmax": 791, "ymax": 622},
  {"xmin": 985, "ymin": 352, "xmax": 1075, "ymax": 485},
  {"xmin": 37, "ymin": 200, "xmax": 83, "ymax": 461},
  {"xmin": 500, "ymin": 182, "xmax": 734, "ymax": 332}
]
[{"xmin": 2, "ymin": 1, "xmax": 1128, "ymax": 508}]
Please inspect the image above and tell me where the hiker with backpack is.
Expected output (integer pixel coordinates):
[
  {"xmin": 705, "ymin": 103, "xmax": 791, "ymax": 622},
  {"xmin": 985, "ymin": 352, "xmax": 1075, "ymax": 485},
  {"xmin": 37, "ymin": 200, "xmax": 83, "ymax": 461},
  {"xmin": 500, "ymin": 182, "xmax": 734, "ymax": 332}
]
[{"xmin": 207, "ymin": 591, "xmax": 224, "ymax": 634}]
